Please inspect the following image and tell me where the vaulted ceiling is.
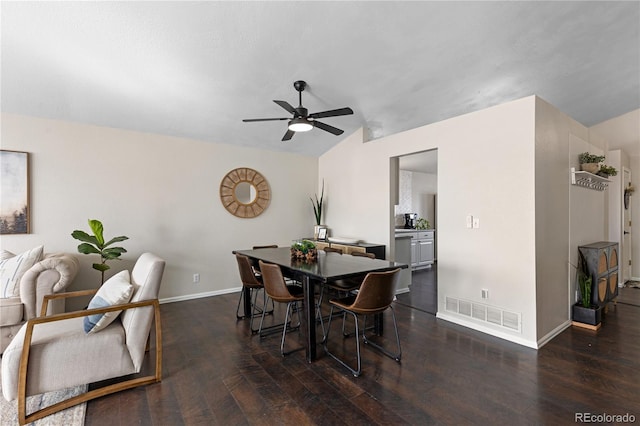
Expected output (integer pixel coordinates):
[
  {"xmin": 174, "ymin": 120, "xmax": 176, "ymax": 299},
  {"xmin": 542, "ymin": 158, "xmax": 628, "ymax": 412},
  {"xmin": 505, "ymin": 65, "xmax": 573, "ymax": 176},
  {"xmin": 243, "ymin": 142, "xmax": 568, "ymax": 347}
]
[{"xmin": 2, "ymin": 2, "xmax": 638, "ymax": 157}]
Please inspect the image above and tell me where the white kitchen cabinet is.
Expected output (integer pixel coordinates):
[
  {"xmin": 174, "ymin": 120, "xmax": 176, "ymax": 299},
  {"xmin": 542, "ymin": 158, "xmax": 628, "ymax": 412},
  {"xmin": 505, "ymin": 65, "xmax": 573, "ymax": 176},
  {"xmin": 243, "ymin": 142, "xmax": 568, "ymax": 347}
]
[{"xmin": 397, "ymin": 230, "xmax": 435, "ymax": 270}]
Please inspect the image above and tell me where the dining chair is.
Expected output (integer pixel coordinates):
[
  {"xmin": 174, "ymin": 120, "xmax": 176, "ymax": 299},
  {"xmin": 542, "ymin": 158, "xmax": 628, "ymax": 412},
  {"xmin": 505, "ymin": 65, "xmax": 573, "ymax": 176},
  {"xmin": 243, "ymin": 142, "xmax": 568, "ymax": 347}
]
[
  {"xmin": 235, "ymin": 253, "xmax": 271, "ymax": 333},
  {"xmin": 316, "ymin": 247, "xmax": 358, "ymax": 338},
  {"xmin": 258, "ymin": 260, "xmax": 305, "ymax": 356},
  {"xmin": 323, "ymin": 268, "xmax": 401, "ymax": 377},
  {"xmin": 351, "ymin": 251, "xmax": 376, "ymax": 259},
  {"xmin": 323, "ymin": 246, "xmax": 343, "ymax": 254}
]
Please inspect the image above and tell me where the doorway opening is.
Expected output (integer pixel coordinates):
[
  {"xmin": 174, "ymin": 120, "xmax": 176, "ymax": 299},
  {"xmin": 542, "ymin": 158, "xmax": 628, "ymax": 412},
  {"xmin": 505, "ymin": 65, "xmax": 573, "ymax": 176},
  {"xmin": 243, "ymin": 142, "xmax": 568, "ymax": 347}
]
[{"xmin": 391, "ymin": 149, "xmax": 438, "ymax": 314}]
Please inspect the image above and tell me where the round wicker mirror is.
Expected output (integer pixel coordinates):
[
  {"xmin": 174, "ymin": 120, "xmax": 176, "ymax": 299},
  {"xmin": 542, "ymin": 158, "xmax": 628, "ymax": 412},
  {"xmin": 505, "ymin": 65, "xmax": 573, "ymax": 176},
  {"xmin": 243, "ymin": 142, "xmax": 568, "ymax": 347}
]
[{"xmin": 220, "ymin": 167, "xmax": 270, "ymax": 218}]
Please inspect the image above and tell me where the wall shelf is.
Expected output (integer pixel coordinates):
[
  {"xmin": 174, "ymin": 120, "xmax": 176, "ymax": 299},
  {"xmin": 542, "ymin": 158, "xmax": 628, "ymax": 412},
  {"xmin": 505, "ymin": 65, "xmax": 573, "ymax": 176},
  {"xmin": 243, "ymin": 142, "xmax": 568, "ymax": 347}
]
[{"xmin": 571, "ymin": 167, "xmax": 610, "ymax": 191}]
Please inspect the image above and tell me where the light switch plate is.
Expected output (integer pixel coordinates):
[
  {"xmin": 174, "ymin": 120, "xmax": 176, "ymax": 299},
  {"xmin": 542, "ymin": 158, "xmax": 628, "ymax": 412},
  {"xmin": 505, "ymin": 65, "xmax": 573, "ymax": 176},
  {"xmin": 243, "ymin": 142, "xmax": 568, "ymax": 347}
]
[
  {"xmin": 466, "ymin": 215, "xmax": 473, "ymax": 228},
  {"xmin": 473, "ymin": 217, "xmax": 480, "ymax": 228}
]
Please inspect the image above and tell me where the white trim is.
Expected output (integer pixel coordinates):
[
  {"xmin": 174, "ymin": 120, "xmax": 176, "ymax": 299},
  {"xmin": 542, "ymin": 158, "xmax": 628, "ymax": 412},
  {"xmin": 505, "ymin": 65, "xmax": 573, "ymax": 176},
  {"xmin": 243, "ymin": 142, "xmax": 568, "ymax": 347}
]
[
  {"xmin": 436, "ymin": 311, "xmax": 538, "ymax": 349},
  {"xmin": 160, "ymin": 287, "xmax": 241, "ymax": 304},
  {"xmin": 160, "ymin": 285, "xmax": 410, "ymax": 305},
  {"xmin": 536, "ymin": 320, "xmax": 572, "ymax": 348}
]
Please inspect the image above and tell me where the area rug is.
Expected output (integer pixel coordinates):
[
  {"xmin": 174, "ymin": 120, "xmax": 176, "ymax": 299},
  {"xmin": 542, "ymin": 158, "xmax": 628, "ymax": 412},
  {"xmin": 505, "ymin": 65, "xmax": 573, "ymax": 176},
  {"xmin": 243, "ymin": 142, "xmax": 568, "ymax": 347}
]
[{"xmin": 0, "ymin": 382, "xmax": 87, "ymax": 426}]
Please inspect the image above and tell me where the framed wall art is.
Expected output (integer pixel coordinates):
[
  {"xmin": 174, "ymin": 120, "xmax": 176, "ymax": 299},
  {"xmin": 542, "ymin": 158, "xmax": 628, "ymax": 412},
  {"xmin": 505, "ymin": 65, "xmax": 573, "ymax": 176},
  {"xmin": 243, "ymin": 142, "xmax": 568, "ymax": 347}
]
[{"xmin": 1, "ymin": 150, "xmax": 30, "ymax": 234}]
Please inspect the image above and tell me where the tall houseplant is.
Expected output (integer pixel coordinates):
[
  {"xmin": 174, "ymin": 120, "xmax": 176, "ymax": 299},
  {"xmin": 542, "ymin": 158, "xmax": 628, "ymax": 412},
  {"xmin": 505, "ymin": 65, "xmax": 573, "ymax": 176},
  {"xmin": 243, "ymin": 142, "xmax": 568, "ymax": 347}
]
[
  {"xmin": 571, "ymin": 256, "xmax": 602, "ymax": 329},
  {"xmin": 310, "ymin": 180, "xmax": 324, "ymax": 238},
  {"xmin": 71, "ymin": 219, "xmax": 129, "ymax": 285}
]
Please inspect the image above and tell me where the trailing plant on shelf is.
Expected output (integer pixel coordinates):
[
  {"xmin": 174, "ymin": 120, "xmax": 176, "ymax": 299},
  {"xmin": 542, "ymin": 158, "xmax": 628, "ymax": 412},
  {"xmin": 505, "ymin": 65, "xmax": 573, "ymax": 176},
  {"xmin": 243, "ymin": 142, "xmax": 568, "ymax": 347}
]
[
  {"xmin": 597, "ymin": 165, "xmax": 618, "ymax": 177},
  {"xmin": 578, "ymin": 152, "xmax": 605, "ymax": 164},
  {"xmin": 71, "ymin": 219, "xmax": 129, "ymax": 285},
  {"xmin": 578, "ymin": 152, "xmax": 606, "ymax": 174}
]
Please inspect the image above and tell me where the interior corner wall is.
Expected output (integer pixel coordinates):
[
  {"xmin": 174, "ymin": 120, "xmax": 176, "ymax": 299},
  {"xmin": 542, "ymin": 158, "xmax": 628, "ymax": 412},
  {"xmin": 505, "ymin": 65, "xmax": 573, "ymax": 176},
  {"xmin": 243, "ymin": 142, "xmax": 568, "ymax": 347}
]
[
  {"xmin": 631, "ymin": 155, "xmax": 640, "ymax": 280},
  {"xmin": 533, "ymin": 98, "xmax": 592, "ymax": 345},
  {"xmin": 320, "ymin": 96, "xmax": 540, "ymax": 347},
  {"xmin": 0, "ymin": 113, "xmax": 318, "ymax": 305}
]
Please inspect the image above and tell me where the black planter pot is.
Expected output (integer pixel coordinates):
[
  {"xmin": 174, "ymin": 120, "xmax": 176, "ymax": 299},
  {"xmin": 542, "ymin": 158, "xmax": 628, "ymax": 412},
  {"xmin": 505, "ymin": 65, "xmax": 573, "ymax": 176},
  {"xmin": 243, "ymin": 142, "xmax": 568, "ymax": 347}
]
[{"xmin": 572, "ymin": 303, "xmax": 602, "ymax": 326}]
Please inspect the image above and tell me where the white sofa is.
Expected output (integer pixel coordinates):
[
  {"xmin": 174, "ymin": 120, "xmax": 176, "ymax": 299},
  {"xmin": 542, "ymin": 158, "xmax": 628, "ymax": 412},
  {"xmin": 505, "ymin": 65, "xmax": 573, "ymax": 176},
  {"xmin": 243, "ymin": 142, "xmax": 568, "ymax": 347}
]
[{"xmin": 0, "ymin": 253, "xmax": 79, "ymax": 353}]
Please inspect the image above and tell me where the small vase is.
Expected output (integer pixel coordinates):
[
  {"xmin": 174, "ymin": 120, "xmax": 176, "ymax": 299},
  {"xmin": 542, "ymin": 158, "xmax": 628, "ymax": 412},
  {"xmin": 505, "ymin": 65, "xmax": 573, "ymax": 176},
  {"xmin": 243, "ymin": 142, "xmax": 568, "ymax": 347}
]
[{"xmin": 313, "ymin": 225, "xmax": 324, "ymax": 240}]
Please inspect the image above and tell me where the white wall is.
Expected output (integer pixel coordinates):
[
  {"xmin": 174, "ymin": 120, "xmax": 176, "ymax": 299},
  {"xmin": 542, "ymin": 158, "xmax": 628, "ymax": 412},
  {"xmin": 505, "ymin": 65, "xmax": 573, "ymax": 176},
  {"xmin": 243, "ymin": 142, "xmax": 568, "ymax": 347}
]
[
  {"xmin": 0, "ymin": 114, "xmax": 318, "ymax": 305},
  {"xmin": 590, "ymin": 110, "xmax": 640, "ymax": 280},
  {"xmin": 320, "ymin": 97, "xmax": 540, "ymax": 347},
  {"xmin": 533, "ymin": 98, "xmax": 595, "ymax": 345}
]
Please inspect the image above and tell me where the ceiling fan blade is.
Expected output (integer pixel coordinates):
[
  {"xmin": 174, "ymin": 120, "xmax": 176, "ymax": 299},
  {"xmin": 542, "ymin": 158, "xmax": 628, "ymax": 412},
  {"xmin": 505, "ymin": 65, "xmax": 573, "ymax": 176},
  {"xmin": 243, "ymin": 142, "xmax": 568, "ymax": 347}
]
[
  {"xmin": 313, "ymin": 120, "xmax": 344, "ymax": 136},
  {"xmin": 273, "ymin": 100, "xmax": 297, "ymax": 115},
  {"xmin": 242, "ymin": 117, "xmax": 288, "ymax": 122},
  {"xmin": 309, "ymin": 107, "xmax": 354, "ymax": 119},
  {"xmin": 282, "ymin": 129, "xmax": 295, "ymax": 141}
]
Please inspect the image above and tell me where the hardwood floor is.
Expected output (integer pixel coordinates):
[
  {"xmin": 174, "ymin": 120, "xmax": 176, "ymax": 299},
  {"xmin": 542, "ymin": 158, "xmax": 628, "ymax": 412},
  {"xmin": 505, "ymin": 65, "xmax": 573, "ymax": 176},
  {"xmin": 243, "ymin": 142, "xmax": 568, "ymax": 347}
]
[
  {"xmin": 85, "ymin": 288, "xmax": 640, "ymax": 425},
  {"xmin": 618, "ymin": 281, "xmax": 640, "ymax": 307},
  {"xmin": 395, "ymin": 266, "xmax": 437, "ymax": 314}
]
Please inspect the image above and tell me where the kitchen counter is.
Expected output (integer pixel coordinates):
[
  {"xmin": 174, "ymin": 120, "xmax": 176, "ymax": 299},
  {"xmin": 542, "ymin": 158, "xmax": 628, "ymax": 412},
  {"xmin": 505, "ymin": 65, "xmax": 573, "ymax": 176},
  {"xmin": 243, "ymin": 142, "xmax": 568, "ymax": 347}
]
[{"xmin": 394, "ymin": 228, "xmax": 436, "ymax": 233}]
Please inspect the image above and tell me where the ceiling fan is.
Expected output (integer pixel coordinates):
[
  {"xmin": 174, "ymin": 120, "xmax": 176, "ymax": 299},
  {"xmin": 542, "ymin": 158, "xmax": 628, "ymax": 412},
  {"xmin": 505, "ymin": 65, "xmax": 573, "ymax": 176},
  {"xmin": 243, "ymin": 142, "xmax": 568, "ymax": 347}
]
[{"xmin": 243, "ymin": 80, "xmax": 354, "ymax": 141}]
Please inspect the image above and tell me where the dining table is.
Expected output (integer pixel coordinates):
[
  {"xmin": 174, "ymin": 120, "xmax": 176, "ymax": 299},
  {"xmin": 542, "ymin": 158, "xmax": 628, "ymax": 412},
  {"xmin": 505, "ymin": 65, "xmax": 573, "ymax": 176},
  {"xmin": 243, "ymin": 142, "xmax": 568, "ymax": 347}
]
[{"xmin": 233, "ymin": 246, "xmax": 407, "ymax": 362}]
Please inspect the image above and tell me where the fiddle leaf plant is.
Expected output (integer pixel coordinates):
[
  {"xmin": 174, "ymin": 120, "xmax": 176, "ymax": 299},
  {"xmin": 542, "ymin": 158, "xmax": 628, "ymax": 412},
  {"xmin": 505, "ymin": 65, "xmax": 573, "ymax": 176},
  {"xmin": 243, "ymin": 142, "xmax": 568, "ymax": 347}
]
[{"xmin": 71, "ymin": 219, "xmax": 129, "ymax": 284}]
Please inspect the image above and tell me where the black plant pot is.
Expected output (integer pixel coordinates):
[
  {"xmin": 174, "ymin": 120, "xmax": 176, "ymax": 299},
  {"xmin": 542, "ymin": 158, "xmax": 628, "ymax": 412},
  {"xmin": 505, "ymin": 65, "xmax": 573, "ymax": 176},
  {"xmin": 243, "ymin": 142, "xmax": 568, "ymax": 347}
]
[{"xmin": 572, "ymin": 303, "xmax": 602, "ymax": 326}]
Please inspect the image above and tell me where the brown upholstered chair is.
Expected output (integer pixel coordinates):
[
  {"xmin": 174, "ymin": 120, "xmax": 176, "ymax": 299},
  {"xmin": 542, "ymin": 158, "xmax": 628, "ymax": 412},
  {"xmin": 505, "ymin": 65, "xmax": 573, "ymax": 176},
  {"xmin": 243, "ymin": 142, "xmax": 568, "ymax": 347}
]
[
  {"xmin": 258, "ymin": 260, "xmax": 304, "ymax": 356},
  {"xmin": 316, "ymin": 247, "xmax": 358, "ymax": 338},
  {"xmin": 235, "ymin": 253, "xmax": 272, "ymax": 333},
  {"xmin": 323, "ymin": 246, "xmax": 343, "ymax": 254},
  {"xmin": 252, "ymin": 245, "xmax": 278, "ymax": 250},
  {"xmin": 351, "ymin": 251, "xmax": 375, "ymax": 259},
  {"xmin": 323, "ymin": 268, "xmax": 401, "ymax": 377}
]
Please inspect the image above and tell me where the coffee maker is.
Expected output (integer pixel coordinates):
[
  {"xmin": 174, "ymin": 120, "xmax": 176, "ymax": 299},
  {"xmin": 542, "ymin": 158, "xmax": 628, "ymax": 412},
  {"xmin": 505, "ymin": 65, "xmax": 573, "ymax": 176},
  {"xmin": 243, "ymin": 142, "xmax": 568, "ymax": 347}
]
[{"xmin": 404, "ymin": 213, "xmax": 417, "ymax": 229}]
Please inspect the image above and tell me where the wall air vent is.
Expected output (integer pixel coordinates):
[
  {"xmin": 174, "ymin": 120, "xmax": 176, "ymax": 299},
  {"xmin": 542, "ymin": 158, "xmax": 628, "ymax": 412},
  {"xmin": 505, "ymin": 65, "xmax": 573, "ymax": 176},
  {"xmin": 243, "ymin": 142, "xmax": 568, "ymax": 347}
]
[{"xmin": 445, "ymin": 296, "xmax": 521, "ymax": 333}]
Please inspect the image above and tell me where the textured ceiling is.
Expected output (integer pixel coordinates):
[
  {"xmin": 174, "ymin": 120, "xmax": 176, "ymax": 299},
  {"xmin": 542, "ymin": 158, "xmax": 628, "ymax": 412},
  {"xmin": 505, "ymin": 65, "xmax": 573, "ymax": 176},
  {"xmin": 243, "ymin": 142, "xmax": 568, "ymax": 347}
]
[{"xmin": 1, "ymin": 1, "xmax": 639, "ymax": 157}]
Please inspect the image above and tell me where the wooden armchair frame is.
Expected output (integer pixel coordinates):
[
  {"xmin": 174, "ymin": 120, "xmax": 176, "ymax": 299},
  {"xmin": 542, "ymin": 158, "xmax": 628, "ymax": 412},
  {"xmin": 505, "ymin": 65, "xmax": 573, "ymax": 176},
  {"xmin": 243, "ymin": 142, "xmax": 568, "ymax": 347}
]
[{"xmin": 16, "ymin": 289, "xmax": 162, "ymax": 425}]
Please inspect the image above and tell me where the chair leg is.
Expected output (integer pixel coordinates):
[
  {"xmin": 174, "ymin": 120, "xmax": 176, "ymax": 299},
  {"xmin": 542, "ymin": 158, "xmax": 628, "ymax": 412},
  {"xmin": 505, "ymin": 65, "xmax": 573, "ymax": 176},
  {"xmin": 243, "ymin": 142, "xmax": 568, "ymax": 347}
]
[
  {"xmin": 323, "ymin": 306, "xmax": 362, "ymax": 377},
  {"xmin": 363, "ymin": 306, "xmax": 402, "ymax": 362},
  {"xmin": 281, "ymin": 301, "xmax": 305, "ymax": 356},
  {"xmin": 249, "ymin": 287, "xmax": 263, "ymax": 333}
]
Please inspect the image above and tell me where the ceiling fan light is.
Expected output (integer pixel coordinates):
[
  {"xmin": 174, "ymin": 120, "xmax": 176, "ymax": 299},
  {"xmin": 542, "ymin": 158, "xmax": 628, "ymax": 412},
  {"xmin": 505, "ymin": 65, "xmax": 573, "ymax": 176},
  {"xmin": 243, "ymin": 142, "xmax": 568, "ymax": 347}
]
[{"xmin": 288, "ymin": 118, "xmax": 313, "ymax": 132}]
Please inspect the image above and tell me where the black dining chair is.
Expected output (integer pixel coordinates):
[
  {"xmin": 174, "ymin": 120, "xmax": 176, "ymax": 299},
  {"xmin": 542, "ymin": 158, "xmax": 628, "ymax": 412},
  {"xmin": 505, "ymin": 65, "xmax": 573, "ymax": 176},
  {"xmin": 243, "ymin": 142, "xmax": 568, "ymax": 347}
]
[{"xmin": 323, "ymin": 268, "xmax": 402, "ymax": 377}]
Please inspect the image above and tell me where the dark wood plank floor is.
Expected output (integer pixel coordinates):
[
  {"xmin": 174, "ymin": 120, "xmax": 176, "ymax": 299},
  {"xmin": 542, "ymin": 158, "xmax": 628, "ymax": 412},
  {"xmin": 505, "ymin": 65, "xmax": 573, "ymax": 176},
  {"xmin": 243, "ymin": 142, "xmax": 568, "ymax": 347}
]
[
  {"xmin": 85, "ymin": 287, "xmax": 640, "ymax": 425},
  {"xmin": 395, "ymin": 266, "xmax": 437, "ymax": 314}
]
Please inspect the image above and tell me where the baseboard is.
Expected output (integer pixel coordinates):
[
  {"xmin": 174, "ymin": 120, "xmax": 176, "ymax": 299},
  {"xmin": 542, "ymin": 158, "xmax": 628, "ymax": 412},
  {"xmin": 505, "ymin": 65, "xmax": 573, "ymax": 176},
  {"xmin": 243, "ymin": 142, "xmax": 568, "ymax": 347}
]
[
  {"xmin": 160, "ymin": 287, "xmax": 240, "ymax": 304},
  {"xmin": 537, "ymin": 320, "xmax": 571, "ymax": 348},
  {"xmin": 436, "ymin": 311, "xmax": 539, "ymax": 349},
  {"xmin": 161, "ymin": 285, "xmax": 410, "ymax": 304}
]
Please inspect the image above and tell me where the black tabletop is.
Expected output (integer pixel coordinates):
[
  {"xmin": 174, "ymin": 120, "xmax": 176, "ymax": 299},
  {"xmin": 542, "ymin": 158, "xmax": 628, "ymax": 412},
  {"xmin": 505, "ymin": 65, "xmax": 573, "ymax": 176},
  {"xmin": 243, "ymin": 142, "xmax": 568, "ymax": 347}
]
[{"xmin": 234, "ymin": 247, "xmax": 406, "ymax": 282}]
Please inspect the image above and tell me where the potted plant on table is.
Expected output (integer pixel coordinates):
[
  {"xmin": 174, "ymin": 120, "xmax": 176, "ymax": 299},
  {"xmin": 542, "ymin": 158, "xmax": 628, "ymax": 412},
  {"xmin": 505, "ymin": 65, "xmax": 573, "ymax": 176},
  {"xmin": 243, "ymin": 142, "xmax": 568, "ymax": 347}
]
[
  {"xmin": 578, "ymin": 152, "xmax": 605, "ymax": 174},
  {"xmin": 571, "ymin": 262, "xmax": 602, "ymax": 330},
  {"xmin": 291, "ymin": 239, "xmax": 317, "ymax": 261}
]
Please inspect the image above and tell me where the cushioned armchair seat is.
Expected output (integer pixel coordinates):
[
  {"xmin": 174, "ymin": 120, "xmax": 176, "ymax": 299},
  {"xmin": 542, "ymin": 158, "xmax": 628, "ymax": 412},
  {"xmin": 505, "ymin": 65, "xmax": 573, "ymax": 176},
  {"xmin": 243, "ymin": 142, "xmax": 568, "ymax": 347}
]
[{"xmin": 2, "ymin": 316, "xmax": 134, "ymax": 399}]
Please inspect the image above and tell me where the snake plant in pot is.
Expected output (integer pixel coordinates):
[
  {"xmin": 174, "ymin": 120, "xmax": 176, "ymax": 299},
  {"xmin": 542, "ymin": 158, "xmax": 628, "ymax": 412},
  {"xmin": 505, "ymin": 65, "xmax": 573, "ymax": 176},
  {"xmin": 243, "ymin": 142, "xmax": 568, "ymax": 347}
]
[
  {"xmin": 310, "ymin": 180, "xmax": 325, "ymax": 239},
  {"xmin": 571, "ymin": 260, "xmax": 602, "ymax": 329},
  {"xmin": 71, "ymin": 219, "xmax": 129, "ymax": 285}
]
